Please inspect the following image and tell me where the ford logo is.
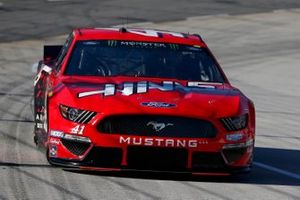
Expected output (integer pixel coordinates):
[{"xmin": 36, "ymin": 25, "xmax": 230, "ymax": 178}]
[{"xmin": 141, "ymin": 102, "xmax": 176, "ymax": 108}]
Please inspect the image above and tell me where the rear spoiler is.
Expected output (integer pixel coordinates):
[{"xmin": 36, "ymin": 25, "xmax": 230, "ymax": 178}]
[{"xmin": 43, "ymin": 45, "xmax": 63, "ymax": 65}]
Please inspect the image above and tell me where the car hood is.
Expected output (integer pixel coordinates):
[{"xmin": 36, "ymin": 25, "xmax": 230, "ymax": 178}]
[{"xmin": 54, "ymin": 77, "xmax": 243, "ymax": 118}]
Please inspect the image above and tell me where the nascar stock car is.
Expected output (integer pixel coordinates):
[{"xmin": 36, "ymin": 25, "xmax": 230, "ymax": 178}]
[{"xmin": 33, "ymin": 27, "xmax": 255, "ymax": 175}]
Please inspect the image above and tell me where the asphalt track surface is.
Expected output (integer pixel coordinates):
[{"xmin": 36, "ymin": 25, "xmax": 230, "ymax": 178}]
[
  {"xmin": 2, "ymin": 0, "xmax": 300, "ymax": 42},
  {"xmin": 0, "ymin": 1, "xmax": 300, "ymax": 200}
]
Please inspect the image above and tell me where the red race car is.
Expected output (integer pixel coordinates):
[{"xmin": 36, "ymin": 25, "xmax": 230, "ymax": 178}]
[{"xmin": 34, "ymin": 28, "xmax": 255, "ymax": 175}]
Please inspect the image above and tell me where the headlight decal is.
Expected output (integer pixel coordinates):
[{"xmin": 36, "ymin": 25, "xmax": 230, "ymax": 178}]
[
  {"xmin": 221, "ymin": 114, "xmax": 248, "ymax": 131},
  {"xmin": 59, "ymin": 105, "xmax": 96, "ymax": 124}
]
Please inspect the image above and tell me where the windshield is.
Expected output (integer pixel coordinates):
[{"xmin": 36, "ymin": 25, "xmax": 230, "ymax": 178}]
[{"xmin": 65, "ymin": 40, "xmax": 225, "ymax": 83}]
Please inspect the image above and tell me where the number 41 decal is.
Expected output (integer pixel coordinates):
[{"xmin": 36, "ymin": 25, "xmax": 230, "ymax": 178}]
[{"xmin": 71, "ymin": 125, "xmax": 85, "ymax": 135}]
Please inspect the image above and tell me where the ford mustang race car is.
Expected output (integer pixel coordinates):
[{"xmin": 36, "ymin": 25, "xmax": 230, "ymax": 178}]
[{"xmin": 33, "ymin": 27, "xmax": 255, "ymax": 175}]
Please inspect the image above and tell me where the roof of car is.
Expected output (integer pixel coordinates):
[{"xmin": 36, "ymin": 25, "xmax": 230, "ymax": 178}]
[{"xmin": 72, "ymin": 27, "xmax": 207, "ymax": 47}]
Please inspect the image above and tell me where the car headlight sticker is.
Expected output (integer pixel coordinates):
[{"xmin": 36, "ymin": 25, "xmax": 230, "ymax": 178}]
[
  {"xmin": 59, "ymin": 104, "xmax": 96, "ymax": 124},
  {"xmin": 221, "ymin": 114, "xmax": 248, "ymax": 131}
]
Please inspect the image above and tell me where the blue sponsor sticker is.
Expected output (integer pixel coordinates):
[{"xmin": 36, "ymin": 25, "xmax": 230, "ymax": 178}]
[{"xmin": 49, "ymin": 145, "xmax": 57, "ymax": 157}]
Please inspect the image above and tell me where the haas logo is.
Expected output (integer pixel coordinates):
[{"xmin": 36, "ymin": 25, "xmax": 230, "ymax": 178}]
[{"xmin": 147, "ymin": 121, "xmax": 174, "ymax": 132}]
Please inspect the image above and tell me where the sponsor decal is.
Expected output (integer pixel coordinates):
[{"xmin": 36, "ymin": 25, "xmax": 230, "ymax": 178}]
[
  {"xmin": 119, "ymin": 136, "xmax": 208, "ymax": 148},
  {"xmin": 50, "ymin": 130, "xmax": 64, "ymax": 138},
  {"xmin": 141, "ymin": 102, "xmax": 176, "ymax": 108},
  {"xmin": 147, "ymin": 121, "xmax": 173, "ymax": 132},
  {"xmin": 35, "ymin": 114, "xmax": 45, "ymax": 121},
  {"xmin": 49, "ymin": 145, "xmax": 57, "ymax": 157},
  {"xmin": 36, "ymin": 123, "xmax": 43, "ymax": 129},
  {"xmin": 49, "ymin": 138, "xmax": 60, "ymax": 145},
  {"xmin": 120, "ymin": 41, "xmax": 167, "ymax": 48},
  {"xmin": 36, "ymin": 114, "xmax": 46, "ymax": 129},
  {"xmin": 78, "ymin": 81, "xmax": 217, "ymax": 98}
]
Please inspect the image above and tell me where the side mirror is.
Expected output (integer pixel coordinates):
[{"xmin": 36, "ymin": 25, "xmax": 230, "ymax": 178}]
[{"xmin": 43, "ymin": 45, "xmax": 63, "ymax": 65}]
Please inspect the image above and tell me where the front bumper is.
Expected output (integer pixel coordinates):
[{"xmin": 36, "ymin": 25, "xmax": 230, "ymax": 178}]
[
  {"xmin": 47, "ymin": 136, "xmax": 254, "ymax": 174},
  {"xmin": 47, "ymin": 106, "xmax": 255, "ymax": 175}
]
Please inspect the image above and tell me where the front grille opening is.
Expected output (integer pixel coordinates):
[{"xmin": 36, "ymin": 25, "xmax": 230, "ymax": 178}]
[
  {"xmin": 222, "ymin": 147, "xmax": 247, "ymax": 164},
  {"xmin": 127, "ymin": 146, "xmax": 188, "ymax": 171},
  {"xmin": 97, "ymin": 115, "xmax": 217, "ymax": 138},
  {"xmin": 83, "ymin": 147, "xmax": 122, "ymax": 168},
  {"xmin": 61, "ymin": 139, "xmax": 91, "ymax": 156},
  {"xmin": 192, "ymin": 152, "xmax": 226, "ymax": 170}
]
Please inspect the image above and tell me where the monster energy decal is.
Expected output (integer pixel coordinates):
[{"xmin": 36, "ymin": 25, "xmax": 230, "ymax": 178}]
[
  {"xmin": 107, "ymin": 40, "xmax": 117, "ymax": 46},
  {"xmin": 120, "ymin": 41, "xmax": 167, "ymax": 48},
  {"xmin": 84, "ymin": 40, "xmax": 199, "ymax": 50},
  {"xmin": 169, "ymin": 44, "xmax": 179, "ymax": 50}
]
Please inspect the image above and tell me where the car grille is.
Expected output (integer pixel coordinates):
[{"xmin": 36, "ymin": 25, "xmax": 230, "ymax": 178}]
[
  {"xmin": 192, "ymin": 152, "xmax": 226, "ymax": 170},
  {"xmin": 83, "ymin": 147, "xmax": 122, "ymax": 167},
  {"xmin": 61, "ymin": 139, "xmax": 91, "ymax": 156},
  {"xmin": 127, "ymin": 146, "xmax": 188, "ymax": 171},
  {"xmin": 97, "ymin": 115, "xmax": 217, "ymax": 138}
]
